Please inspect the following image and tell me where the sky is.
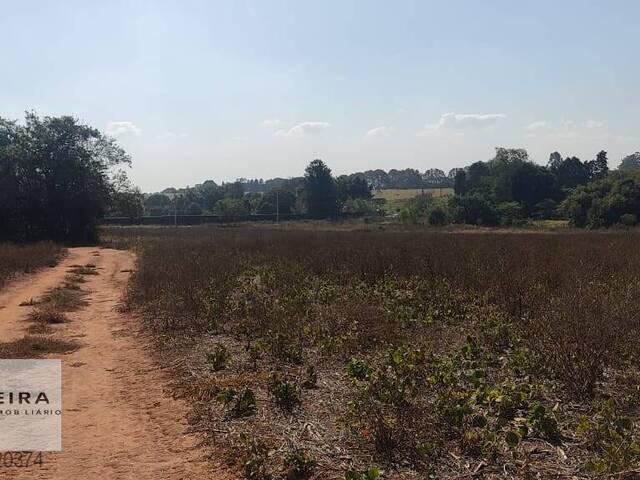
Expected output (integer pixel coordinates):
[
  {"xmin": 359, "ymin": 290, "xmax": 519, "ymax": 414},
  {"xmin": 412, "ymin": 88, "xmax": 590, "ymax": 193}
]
[{"xmin": 1, "ymin": 0, "xmax": 639, "ymax": 192}]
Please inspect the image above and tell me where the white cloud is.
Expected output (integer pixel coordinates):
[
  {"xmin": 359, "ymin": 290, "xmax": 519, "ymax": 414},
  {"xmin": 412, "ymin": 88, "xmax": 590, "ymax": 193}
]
[
  {"xmin": 157, "ymin": 131, "xmax": 188, "ymax": 139},
  {"xmin": 421, "ymin": 113, "xmax": 506, "ymax": 135},
  {"xmin": 275, "ymin": 122, "xmax": 331, "ymax": 137},
  {"xmin": 261, "ymin": 119, "xmax": 282, "ymax": 129},
  {"xmin": 364, "ymin": 126, "xmax": 394, "ymax": 139},
  {"xmin": 523, "ymin": 119, "xmax": 606, "ymax": 138},
  {"xmin": 105, "ymin": 121, "xmax": 142, "ymax": 137},
  {"xmin": 523, "ymin": 120, "xmax": 551, "ymax": 132}
]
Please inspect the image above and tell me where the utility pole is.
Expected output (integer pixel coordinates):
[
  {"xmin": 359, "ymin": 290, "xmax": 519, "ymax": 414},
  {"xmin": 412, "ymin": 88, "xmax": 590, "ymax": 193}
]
[
  {"xmin": 276, "ymin": 190, "xmax": 279, "ymax": 223},
  {"xmin": 174, "ymin": 196, "xmax": 178, "ymax": 227}
]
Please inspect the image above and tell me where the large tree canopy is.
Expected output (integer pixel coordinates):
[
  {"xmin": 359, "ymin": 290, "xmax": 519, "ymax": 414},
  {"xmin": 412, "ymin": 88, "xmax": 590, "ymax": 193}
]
[
  {"xmin": 0, "ymin": 113, "xmax": 130, "ymax": 242},
  {"xmin": 304, "ymin": 159, "xmax": 338, "ymax": 218}
]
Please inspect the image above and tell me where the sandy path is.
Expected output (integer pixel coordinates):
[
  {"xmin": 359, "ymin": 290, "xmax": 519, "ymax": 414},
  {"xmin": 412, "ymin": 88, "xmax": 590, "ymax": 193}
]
[{"xmin": 0, "ymin": 247, "xmax": 233, "ymax": 480}]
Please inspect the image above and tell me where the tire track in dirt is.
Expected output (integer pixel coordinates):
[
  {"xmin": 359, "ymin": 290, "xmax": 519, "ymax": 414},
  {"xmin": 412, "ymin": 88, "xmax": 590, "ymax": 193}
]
[{"xmin": 0, "ymin": 247, "xmax": 234, "ymax": 480}]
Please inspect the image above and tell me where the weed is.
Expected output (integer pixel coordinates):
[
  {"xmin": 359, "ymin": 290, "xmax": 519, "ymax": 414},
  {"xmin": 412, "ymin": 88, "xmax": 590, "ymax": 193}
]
[
  {"xmin": 301, "ymin": 365, "xmax": 318, "ymax": 389},
  {"xmin": 345, "ymin": 466, "xmax": 380, "ymax": 480},
  {"xmin": 67, "ymin": 266, "xmax": 98, "ymax": 275},
  {"xmin": 239, "ymin": 434, "xmax": 272, "ymax": 480},
  {"xmin": 0, "ymin": 336, "xmax": 79, "ymax": 358},
  {"xmin": 207, "ymin": 343, "xmax": 229, "ymax": 371},
  {"xmin": 283, "ymin": 449, "xmax": 316, "ymax": 480},
  {"xmin": 268, "ymin": 371, "xmax": 301, "ymax": 412},
  {"xmin": 28, "ymin": 308, "xmax": 68, "ymax": 324},
  {"xmin": 576, "ymin": 399, "xmax": 640, "ymax": 474}
]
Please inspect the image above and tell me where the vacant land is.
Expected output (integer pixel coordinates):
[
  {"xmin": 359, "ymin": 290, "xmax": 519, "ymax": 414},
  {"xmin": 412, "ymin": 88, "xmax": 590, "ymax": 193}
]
[
  {"xmin": 0, "ymin": 242, "xmax": 63, "ymax": 290},
  {"xmin": 374, "ymin": 188, "xmax": 453, "ymax": 214},
  {"xmin": 104, "ymin": 226, "xmax": 640, "ymax": 479}
]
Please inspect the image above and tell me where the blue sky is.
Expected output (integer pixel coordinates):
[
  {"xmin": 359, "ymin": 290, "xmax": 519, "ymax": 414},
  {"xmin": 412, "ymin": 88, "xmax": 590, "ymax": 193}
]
[{"xmin": 1, "ymin": 0, "xmax": 638, "ymax": 191}]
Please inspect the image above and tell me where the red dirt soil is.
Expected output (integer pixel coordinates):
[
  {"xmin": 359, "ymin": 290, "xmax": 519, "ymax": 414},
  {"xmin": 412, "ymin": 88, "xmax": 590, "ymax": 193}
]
[{"xmin": 0, "ymin": 247, "xmax": 234, "ymax": 480}]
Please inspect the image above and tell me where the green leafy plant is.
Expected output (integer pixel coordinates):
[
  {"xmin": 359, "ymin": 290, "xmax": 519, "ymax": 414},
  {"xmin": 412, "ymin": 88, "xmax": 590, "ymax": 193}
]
[
  {"xmin": 576, "ymin": 400, "xmax": 640, "ymax": 474},
  {"xmin": 271, "ymin": 333, "xmax": 304, "ymax": 365},
  {"xmin": 207, "ymin": 343, "xmax": 230, "ymax": 371},
  {"xmin": 345, "ymin": 358, "xmax": 374, "ymax": 381},
  {"xmin": 268, "ymin": 371, "xmax": 301, "ymax": 412},
  {"xmin": 283, "ymin": 449, "xmax": 316, "ymax": 480},
  {"xmin": 344, "ymin": 466, "xmax": 380, "ymax": 480},
  {"xmin": 240, "ymin": 434, "xmax": 272, "ymax": 480},
  {"xmin": 217, "ymin": 386, "xmax": 257, "ymax": 418}
]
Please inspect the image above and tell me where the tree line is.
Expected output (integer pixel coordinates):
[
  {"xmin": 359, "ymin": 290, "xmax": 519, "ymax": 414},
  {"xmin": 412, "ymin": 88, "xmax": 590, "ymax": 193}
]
[
  {"xmin": 133, "ymin": 160, "xmax": 375, "ymax": 219},
  {"xmin": 402, "ymin": 148, "xmax": 640, "ymax": 228},
  {"xmin": 2, "ymin": 112, "xmax": 640, "ymax": 243}
]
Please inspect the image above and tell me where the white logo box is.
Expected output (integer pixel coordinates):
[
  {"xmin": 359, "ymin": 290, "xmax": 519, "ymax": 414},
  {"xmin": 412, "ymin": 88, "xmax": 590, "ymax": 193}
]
[{"xmin": 0, "ymin": 360, "xmax": 61, "ymax": 451}]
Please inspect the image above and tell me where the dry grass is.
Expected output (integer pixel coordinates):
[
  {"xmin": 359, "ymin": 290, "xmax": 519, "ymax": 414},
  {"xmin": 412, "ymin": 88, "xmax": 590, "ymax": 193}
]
[
  {"xmin": 67, "ymin": 266, "xmax": 98, "ymax": 275},
  {"xmin": 0, "ymin": 336, "xmax": 79, "ymax": 359},
  {"xmin": 112, "ymin": 226, "xmax": 640, "ymax": 479},
  {"xmin": 0, "ymin": 242, "xmax": 63, "ymax": 291},
  {"xmin": 26, "ymin": 322, "xmax": 54, "ymax": 335},
  {"xmin": 27, "ymin": 307, "xmax": 69, "ymax": 324},
  {"xmin": 39, "ymin": 285, "xmax": 88, "ymax": 311}
]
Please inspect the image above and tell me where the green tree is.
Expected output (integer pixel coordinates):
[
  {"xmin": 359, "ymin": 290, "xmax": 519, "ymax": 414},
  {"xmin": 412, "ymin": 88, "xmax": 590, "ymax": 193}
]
[
  {"xmin": 587, "ymin": 150, "xmax": 609, "ymax": 180},
  {"xmin": 453, "ymin": 169, "xmax": 467, "ymax": 195},
  {"xmin": 256, "ymin": 189, "xmax": 297, "ymax": 215},
  {"xmin": 619, "ymin": 152, "xmax": 640, "ymax": 172},
  {"xmin": 0, "ymin": 112, "xmax": 130, "ymax": 241},
  {"xmin": 303, "ymin": 159, "xmax": 338, "ymax": 218}
]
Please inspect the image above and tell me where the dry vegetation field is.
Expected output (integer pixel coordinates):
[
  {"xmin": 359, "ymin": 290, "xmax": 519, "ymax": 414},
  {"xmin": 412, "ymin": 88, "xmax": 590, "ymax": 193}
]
[
  {"xmin": 0, "ymin": 242, "xmax": 63, "ymax": 290},
  {"xmin": 106, "ymin": 226, "xmax": 640, "ymax": 479}
]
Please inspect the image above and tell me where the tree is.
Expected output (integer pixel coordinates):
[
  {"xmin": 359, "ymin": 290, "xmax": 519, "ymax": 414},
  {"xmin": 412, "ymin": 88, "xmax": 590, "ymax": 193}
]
[
  {"xmin": 510, "ymin": 162, "xmax": 556, "ymax": 214},
  {"xmin": 619, "ymin": 152, "xmax": 640, "ymax": 172},
  {"xmin": 214, "ymin": 197, "xmax": 250, "ymax": 217},
  {"xmin": 303, "ymin": 159, "xmax": 338, "ymax": 218},
  {"xmin": 422, "ymin": 169, "xmax": 448, "ymax": 187},
  {"xmin": 547, "ymin": 151, "xmax": 563, "ymax": 171},
  {"xmin": 453, "ymin": 170, "xmax": 467, "ymax": 195},
  {"xmin": 109, "ymin": 170, "xmax": 143, "ymax": 218},
  {"xmin": 0, "ymin": 113, "xmax": 130, "ymax": 241},
  {"xmin": 336, "ymin": 175, "xmax": 372, "ymax": 204},
  {"xmin": 450, "ymin": 193, "xmax": 500, "ymax": 226},
  {"xmin": 256, "ymin": 189, "xmax": 297, "ymax": 215},
  {"xmin": 552, "ymin": 156, "xmax": 590, "ymax": 189},
  {"xmin": 587, "ymin": 150, "xmax": 609, "ymax": 180},
  {"xmin": 560, "ymin": 175, "xmax": 640, "ymax": 228}
]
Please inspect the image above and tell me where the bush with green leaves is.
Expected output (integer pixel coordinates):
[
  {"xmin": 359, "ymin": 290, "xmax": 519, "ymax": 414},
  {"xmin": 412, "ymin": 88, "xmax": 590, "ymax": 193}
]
[
  {"xmin": 576, "ymin": 399, "xmax": 640, "ymax": 474},
  {"xmin": 207, "ymin": 343, "xmax": 229, "ymax": 371},
  {"xmin": 239, "ymin": 434, "xmax": 272, "ymax": 480},
  {"xmin": 283, "ymin": 449, "xmax": 316, "ymax": 480},
  {"xmin": 268, "ymin": 371, "xmax": 301, "ymax": 412},
  {"xmin": 344, "ymin": 466, "xmax": 380, "ymax": 480}
]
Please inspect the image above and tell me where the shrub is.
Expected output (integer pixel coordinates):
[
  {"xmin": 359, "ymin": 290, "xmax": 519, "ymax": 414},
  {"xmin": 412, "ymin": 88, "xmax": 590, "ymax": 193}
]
[
  {"xmin": 301, "ymin": 365, "xmax": 318, "ymax": 389},
  {"xmin": 239, "ymin": 434, "xmax": 272, "ymax": 480},
  {"xmin": 268, "ymin": 371, "xmax": 301, "ymax": 412},
  {"xmin": 207, "ymin": 343, "xmax": 230, "ymax": 371},
  {"xmin": 283, "ymin": 449, "xmax": 316, "ymax": 480},
  {"xmin": 345, "ymin": 466, "xmax": 380, "ymax": 480}
]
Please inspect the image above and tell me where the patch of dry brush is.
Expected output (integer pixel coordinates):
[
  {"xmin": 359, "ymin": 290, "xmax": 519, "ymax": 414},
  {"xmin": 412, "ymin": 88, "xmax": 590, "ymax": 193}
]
[{"xmin": 119, "ymin": 227, "xmax": 640, "ymax": 479}]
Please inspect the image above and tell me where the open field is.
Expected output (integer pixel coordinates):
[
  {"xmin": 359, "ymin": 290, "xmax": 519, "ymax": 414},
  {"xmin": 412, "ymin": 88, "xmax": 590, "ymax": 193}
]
[
  {"xmin": 104, "ymin": 226, "xmax": 640, "ymax": 479},
  {"xmin": 374, "ymin": 188, "xmax": 454, "ymax": 214},
  {"xmin": 0, "ymin": 242, "xmax": 63, "ymax": 290},
  {"xmin": 374, "ymin": 188, "xmax": 454, "ymax": 201}
]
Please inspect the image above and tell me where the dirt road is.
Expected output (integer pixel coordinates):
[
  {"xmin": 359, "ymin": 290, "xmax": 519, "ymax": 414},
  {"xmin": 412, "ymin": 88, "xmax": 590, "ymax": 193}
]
[{"xmin": 0, "ymin": 247, "xmax": 232, "ymax": 480}]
